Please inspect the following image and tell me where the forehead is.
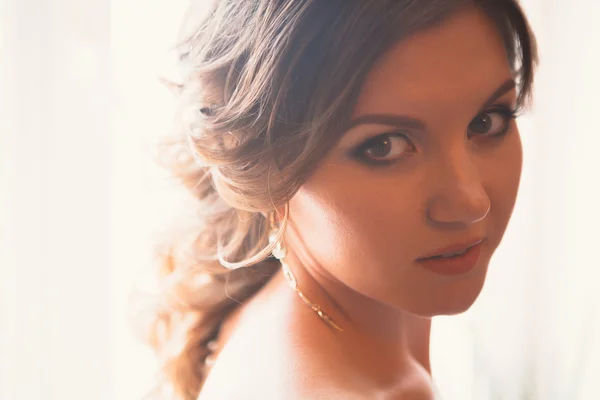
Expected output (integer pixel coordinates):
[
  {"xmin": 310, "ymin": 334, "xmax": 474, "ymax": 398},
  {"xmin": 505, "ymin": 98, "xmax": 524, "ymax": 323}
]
[{"xmin": 353, "ymin": 6, "xmax": 513, "ymax": 118}]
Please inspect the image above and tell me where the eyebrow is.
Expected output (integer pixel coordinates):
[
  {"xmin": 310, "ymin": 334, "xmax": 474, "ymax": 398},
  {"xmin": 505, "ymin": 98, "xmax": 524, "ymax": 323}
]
[{"xmin": 345, "ymin": 78, "xmax": 516, "ymax": 131}]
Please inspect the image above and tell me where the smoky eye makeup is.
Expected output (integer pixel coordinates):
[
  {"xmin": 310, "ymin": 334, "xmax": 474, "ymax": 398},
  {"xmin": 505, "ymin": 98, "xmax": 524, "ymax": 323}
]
[
  {"xmin": 339, "ymin": 80, "xmax": 521, "ymax": 166},
  {"xmin": 348, "ymin": 130, "xmax": 417, "ymax": 166},
  {"xmin": 467, "ymin": 102, "xmax": 521, "ymax": 139}
]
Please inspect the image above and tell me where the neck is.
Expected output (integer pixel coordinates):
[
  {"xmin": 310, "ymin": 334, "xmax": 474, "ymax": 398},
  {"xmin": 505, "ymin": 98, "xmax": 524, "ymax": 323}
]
[{"xmin": 280, "ymin": 247, "xmax": 432, "ymax": 377}]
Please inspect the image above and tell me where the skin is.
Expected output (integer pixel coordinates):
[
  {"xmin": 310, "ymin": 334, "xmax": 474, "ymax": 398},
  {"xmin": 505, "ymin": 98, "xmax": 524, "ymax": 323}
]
[{"xmin": 200, "ymin": 6, "xmax": 523, "ymax": 400}]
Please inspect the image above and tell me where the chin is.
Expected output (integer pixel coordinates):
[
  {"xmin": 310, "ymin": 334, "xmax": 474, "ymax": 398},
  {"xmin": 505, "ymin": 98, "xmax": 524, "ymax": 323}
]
[
  {"xmin": 438, "ymin": 272, "xmax": 489, "ymax": 316},
  {"xmin": 411, "ymin": 269, "xmax": 489, "ymax": 317},
  {"xmin": 437, "ymin": 295, "xmax": 480, "ymax": 316},
  {"xmin": 418, "ymin": 296, "xmax": 481, "ymax": 318}
]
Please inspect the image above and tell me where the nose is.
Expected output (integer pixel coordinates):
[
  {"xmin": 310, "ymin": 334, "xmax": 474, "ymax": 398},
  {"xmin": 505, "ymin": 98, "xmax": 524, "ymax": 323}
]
[{"xmin": 426, "ymin": 150, "xmax": 491, "ymax": 228}]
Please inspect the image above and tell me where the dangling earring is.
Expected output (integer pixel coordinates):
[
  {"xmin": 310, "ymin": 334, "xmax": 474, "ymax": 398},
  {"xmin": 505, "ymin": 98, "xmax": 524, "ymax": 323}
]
[{"xmin": 268, "ymin": 205, "xmax": 343, "ymax": 332}]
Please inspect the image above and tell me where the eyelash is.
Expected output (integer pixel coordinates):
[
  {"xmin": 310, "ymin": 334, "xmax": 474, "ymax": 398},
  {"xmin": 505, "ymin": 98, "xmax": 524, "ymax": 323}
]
[
  {"xmin": 468, "ymin": 104, "xmax": 520, "ymax": 139},
  {"xmin": 352, "ymin": 104, "xmax": 521, "ymax": 167},
  {"xmin": 351, "ymin": 132, "xmax": 416, "ymax": 166}
]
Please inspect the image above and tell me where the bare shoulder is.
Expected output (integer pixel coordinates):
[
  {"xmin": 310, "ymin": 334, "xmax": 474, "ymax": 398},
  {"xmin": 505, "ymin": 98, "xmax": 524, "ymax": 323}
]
[
  {"xmin": 200, "ymin": 349, "xmax": 433, "ymax": 400},
  {"xmin": 198, "ymin": 274, "xmax": 434, "ymax": 400},
  {"xmin": 198, "ymin": 340, "xmax": 366, "ymax": 400},
  {"xmin": 197, "ymin": 280, "xmax": 367, "ymax": 399},
  {"xmin": 198, "ymin": 311, "xmax": 432, "ymax": 399}
]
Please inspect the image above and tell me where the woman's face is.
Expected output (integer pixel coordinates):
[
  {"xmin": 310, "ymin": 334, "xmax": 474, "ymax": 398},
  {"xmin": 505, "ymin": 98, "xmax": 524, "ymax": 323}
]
[{"xmin": 287, "ymin": 7, "xmax": 523, "ymax": 317}]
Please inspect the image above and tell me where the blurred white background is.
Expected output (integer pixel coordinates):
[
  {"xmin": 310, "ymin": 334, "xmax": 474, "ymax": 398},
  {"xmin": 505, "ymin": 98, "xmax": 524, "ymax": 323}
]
[{"xmin": 1, "ymin": 1, "xmax": 599, "ymax": 399}]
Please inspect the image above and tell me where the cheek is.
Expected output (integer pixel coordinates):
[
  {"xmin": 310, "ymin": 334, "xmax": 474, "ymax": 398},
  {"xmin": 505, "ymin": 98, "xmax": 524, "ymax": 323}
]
[{"xmin": 289, "ymin": 166, "xmax": 425, "ymax": 297}]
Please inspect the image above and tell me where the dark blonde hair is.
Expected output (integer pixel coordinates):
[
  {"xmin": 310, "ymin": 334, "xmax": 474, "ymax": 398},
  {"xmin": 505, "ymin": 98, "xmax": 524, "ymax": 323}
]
[{"xmin": 137, "ymin": 1, "xmax": 537, "ymax": 398}]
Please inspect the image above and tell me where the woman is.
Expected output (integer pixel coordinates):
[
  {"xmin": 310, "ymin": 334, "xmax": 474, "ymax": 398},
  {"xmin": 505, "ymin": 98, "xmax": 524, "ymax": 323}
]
[{"xmin": 141, "ymin": 0, "xmax": 537, "ymax": 398}]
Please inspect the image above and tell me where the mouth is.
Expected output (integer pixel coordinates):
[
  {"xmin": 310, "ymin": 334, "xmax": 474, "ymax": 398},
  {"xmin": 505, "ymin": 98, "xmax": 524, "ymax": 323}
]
[
  {"xmin": 417, "ymin": 238, "xmax": 484, "ymax": 261},
  {"xmin": 416, "ymin": 238, "xmax": 486, "ymax": 276}
]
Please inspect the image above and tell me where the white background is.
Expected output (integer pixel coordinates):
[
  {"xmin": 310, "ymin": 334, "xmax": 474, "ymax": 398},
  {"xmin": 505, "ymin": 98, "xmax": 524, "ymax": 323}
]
[{"xmin": 1, "ymin": 1, "xmax": 599, "ymax": 399}]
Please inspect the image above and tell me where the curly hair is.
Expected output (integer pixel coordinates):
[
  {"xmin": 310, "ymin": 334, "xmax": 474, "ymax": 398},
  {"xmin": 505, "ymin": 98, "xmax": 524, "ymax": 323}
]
[{"xmin": 135, "ymin": 1, "xmax": 537, "ymax": 398}]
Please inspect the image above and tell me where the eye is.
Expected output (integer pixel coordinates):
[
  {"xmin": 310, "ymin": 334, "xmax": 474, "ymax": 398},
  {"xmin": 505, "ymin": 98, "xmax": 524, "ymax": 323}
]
[
  {"xmin": 468, "ymin": 106, "xmax": 518, "ymax": 138},
  {"xmin": 353, "ymin": 132, "xmax": 416, "ymax": 165}
]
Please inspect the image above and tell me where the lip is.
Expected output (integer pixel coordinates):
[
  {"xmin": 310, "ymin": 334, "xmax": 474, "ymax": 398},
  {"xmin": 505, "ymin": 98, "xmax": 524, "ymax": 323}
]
[
  {"xmin": 417, "ymin": 238, "xmax": 484, "ymax": 260},
  {"xmin": 416, "ymin": 238, "xmax": 485, "ymax": 276}
]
